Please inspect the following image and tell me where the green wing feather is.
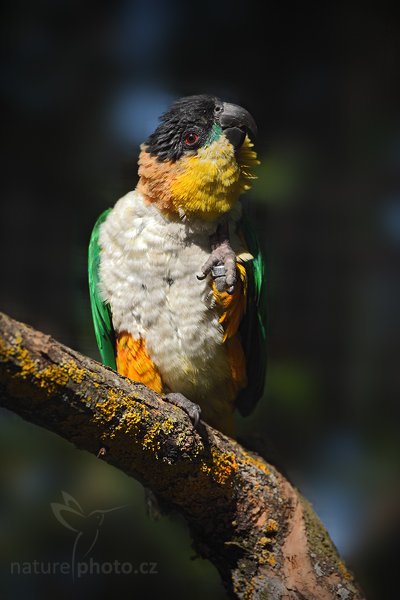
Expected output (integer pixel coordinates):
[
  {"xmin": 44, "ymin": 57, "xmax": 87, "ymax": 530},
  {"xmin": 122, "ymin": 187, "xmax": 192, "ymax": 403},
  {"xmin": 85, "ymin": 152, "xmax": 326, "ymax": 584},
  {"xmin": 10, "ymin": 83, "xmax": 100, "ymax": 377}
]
[
  {"xmin": 237, "ymin": 209, "xmax": 267, "ymax": 416},
  {"xmin": 88, "ymin": 209, "xmax": 117, "ymax": 369}
]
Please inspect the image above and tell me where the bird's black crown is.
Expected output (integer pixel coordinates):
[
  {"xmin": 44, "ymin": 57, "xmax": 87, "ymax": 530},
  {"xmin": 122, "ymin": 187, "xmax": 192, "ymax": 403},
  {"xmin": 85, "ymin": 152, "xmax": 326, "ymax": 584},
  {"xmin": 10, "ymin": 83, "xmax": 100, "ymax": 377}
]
[{"xmin": 145, "ymin": 94, "xmax": 221, "ymax": 162}]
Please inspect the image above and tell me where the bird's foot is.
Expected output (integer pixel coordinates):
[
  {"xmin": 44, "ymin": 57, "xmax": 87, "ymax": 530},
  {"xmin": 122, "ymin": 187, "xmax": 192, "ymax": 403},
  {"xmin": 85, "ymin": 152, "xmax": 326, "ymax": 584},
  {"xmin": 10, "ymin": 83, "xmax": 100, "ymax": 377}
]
[
  {"xmin": 163, "ymin": 392, "xmax": 201, "ymax": 429},
  {"xmin": 197, "ymin": 220, "xmax": 237, "ymax": 293}
]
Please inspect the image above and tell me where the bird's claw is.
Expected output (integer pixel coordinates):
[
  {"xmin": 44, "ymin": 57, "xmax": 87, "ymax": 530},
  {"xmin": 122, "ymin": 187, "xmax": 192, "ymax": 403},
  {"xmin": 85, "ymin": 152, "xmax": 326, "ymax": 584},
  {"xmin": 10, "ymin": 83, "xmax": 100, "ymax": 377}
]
[
  {"xmin": 163, "ymin": 393, "xmax": 201, "ymax": 429},
  {"xmin": 198, "ymin": 238, "xmax": 237, "ymax": 294}
]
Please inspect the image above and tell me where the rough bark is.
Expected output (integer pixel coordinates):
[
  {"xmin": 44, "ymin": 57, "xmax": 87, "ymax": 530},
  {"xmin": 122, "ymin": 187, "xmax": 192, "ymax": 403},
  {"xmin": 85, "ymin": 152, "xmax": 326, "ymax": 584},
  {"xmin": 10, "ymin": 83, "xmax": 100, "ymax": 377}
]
[{"xmin": 0, "ymin": 312, "xmax": 364, "ymax": 599}]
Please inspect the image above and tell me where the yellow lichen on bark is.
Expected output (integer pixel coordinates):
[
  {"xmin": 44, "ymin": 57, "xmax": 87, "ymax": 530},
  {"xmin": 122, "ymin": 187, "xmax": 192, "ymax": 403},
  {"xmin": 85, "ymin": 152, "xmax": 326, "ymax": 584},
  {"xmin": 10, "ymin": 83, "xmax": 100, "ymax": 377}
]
[
  {"xmin": 239, "ymin": 447, "xmax": 271, "ymax": 477},
  {"xmin": 200, "ymin": 446, "xmax": 239, "ymax": 485},
  {"xmin": 92, "ymin": 387, "xmax": 151, "ymax": 442},
  {"xmin": 0, "ymin": 331, "xmax": 85, "ymax": 395},
  {"xmin": 142, "ymin": 419, "xmax": 176, "ymax": 453}
]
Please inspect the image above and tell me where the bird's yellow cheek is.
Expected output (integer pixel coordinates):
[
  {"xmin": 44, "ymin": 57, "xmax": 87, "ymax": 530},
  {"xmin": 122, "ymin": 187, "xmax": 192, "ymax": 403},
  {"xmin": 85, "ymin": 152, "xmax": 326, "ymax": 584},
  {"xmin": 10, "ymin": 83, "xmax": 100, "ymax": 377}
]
[
  {"xmin": 170, "ymin": 135, "xmax": 259, "ymax": 220},
  {"xmin": 170, "ymin": 136, "xmax": 243, "ymax": 220},
  {"xmin": 137, "ymin": 135, "xmax": 259, "ymax": 221}
]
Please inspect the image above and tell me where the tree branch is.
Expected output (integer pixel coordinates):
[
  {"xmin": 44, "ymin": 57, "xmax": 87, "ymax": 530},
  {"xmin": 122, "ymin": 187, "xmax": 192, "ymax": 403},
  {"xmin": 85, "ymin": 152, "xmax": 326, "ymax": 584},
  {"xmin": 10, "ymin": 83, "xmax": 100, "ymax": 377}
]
[{"xmin": 0, "ymin": 312, "xmax": 364, "ymax": 599}]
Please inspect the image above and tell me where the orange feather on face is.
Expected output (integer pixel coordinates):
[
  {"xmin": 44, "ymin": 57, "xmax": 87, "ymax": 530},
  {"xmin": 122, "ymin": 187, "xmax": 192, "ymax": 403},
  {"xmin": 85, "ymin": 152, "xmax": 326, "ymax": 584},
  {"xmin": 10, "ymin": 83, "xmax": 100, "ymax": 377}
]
[{"xmin": 116, "ymin": 333, "xmax": 163, "ymax": 394}]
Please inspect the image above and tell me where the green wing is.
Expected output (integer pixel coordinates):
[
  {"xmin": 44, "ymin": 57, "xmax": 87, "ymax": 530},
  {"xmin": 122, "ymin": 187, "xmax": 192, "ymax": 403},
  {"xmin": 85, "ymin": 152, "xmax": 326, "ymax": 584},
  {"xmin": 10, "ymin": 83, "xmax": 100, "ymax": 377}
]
[
  {"xmin": 237, "ymin": 209, "xmax": 267, "ymax": 416},
  {"xmin": 88, "ymin": 209, "xmax": 117, "ymax": 369}
]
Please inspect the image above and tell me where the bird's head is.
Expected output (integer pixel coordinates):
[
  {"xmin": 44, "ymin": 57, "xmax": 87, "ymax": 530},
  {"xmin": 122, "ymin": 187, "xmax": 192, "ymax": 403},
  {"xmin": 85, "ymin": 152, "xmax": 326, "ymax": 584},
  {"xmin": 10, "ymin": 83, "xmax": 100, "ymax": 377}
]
[{"xmin": 138, "ymin": 94, "xmax": 259, "ymax": 221}]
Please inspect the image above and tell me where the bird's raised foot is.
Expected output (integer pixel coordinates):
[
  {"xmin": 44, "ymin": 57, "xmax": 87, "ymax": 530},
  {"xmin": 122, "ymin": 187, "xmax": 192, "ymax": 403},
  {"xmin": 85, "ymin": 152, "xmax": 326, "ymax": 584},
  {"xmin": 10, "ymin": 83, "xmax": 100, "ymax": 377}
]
[
  {"xmin": 163, "ymin": 392, "xmax": 201, "ymax": 429},
  {"xmin": 197, "ymin": 220, "xmax": 237, "ymax": 294}
]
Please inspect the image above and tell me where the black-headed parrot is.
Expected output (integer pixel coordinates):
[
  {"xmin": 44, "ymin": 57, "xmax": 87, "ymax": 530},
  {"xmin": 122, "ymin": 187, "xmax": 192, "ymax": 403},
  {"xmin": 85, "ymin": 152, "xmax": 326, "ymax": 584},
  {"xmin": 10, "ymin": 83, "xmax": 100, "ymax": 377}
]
[{"xmin": 88, "ymin": 95, "xmax": 266, "ymax": 437}]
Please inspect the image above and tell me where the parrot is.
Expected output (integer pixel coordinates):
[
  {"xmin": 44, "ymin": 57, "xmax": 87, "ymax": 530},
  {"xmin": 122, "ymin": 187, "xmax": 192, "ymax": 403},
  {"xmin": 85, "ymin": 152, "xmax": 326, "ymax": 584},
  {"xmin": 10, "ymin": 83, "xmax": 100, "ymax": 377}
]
[{"xmin": 88, "ymin": 94, "xmax": 266, "ymax": 438}]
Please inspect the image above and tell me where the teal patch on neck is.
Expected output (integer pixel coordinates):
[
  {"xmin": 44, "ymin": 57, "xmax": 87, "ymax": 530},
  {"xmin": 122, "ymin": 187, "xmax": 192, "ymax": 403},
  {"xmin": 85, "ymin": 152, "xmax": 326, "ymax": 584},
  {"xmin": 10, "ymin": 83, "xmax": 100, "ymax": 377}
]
[{"xmin": 206, "ymin": 123, "xmax": 222, "ymax": 145}]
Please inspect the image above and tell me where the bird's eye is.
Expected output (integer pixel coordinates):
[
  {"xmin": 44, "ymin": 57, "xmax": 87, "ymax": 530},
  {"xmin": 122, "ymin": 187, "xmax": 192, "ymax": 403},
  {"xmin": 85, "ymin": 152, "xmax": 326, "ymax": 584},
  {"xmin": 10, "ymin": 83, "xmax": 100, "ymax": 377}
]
[{"xmin": 184, "ymin": 132, "xmax": 199, "ymax": 146}]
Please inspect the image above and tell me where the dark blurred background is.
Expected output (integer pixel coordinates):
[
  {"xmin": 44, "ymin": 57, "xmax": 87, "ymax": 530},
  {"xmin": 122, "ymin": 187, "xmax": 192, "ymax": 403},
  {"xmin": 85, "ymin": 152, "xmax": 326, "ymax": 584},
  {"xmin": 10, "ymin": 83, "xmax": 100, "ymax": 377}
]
[{"xmin": 0, "ymin": 1, "xmax": 399, "ymax": 599}]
